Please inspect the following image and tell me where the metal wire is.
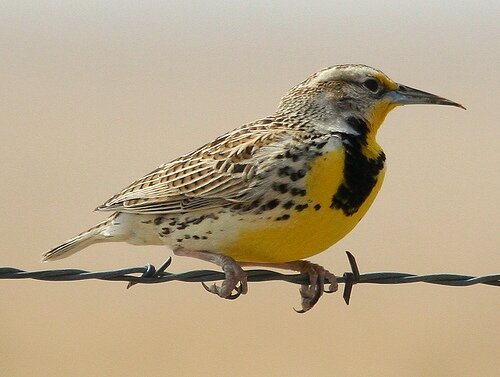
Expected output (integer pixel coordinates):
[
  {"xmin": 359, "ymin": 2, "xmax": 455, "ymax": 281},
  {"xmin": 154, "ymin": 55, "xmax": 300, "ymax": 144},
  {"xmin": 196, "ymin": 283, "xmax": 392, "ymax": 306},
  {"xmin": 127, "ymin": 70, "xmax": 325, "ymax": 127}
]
[{"xmin": 1, "ymin": 252, "xmax": 498, "ymax": 304}]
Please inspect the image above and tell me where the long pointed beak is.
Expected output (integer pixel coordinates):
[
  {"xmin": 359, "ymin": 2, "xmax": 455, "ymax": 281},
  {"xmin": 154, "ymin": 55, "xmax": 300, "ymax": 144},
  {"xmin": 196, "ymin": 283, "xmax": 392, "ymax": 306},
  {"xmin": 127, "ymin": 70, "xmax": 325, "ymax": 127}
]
[{"xmin": 389, "ymin": 84, "xmax": 466, "ymax": 109}]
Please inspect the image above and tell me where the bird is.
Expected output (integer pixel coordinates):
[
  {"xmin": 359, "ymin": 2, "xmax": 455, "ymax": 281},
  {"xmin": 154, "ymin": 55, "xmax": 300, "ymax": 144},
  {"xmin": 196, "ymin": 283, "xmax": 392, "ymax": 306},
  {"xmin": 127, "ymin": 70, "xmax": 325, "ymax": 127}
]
[{"xmin": 43, "ymin": 64, "xmax": 464, "ymax": 312}]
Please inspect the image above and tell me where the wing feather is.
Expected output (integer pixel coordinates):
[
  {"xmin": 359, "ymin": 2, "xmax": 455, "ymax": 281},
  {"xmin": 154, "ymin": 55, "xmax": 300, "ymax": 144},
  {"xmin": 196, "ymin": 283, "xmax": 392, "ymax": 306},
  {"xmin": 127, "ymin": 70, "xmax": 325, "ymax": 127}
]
[{"xmin": 96, "ymin": 118, "xmax": 292, "ymax": 214}]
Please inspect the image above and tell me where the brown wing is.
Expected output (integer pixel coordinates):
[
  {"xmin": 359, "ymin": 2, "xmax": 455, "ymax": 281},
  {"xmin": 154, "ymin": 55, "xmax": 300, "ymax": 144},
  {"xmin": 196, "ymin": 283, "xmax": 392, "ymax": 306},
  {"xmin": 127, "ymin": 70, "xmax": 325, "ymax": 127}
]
[{"xmin": 96, "ymin": 118, "xmax": 291, "ymax": 214}]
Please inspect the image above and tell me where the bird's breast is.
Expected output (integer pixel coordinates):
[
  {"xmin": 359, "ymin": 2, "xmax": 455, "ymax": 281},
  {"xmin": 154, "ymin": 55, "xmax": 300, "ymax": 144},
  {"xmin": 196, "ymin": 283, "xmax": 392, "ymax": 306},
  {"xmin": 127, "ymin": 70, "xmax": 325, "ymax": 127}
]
[{"xmin": 219, "ymin": 136, "xmax": 386, "ymax": 263}]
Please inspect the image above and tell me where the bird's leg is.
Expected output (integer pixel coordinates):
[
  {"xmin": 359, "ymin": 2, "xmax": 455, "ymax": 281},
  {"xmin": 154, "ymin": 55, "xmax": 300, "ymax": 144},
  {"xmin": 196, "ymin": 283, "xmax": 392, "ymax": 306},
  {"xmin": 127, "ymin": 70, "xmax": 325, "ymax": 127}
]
[
  {"xmin": 240, "ymin": 260, "xmax": 338, "ymax": 313},
  {"xmin": 174, "ymin": 248, "xmax": 248, "ymax": 299}
]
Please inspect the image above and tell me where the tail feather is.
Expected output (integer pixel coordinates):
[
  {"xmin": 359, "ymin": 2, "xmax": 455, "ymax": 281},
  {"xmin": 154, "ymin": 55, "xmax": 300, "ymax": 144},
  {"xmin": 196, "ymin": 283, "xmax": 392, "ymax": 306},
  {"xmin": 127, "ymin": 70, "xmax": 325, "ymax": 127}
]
[{"xmin": 42, "ymin": 216, "xmax": 115, "ymax": 261}]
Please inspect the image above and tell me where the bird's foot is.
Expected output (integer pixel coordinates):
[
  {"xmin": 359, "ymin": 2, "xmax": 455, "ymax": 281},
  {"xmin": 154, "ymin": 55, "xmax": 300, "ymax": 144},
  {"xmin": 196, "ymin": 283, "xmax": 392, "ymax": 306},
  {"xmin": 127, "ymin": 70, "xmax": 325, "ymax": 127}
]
[
  {"xmin": 289, "ymin": 261, "xmax": 338, "ymax": 313},
  {"xmin": 174, "ymin": 248, "xmax": 248, "ymax": 300},
  {"xmin": 201, "ymin": 260, "xmax": 248, "ymax": 299},
  {"xmin": 240, "ymin": 259, "xmax": 338, "ymax": 312}
]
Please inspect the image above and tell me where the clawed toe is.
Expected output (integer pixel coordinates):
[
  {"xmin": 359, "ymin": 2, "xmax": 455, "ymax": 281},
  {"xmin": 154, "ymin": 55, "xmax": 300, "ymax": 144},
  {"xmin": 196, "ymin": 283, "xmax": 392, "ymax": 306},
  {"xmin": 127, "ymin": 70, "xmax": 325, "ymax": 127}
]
[
  {"xmin": 173, "ymin": 248, "xmax": 248, "ymax": 301},
  {"xmin": 201, "ymin": 280, "xmax": 246, "ymax": 300},
  {"xmin": 199, "ymin": 257, "xmax": 247, "ymax": 300},
  {"xmin": 291, "ymin": 261, "xmax": 337, "ymax": 313},
  {"xmin": 324, "ymin": 271, "xmax": 339, "ymax": 293},
  {"xmin": 294, "ymin": 279, "xmax": 322, "ymax": 313}
]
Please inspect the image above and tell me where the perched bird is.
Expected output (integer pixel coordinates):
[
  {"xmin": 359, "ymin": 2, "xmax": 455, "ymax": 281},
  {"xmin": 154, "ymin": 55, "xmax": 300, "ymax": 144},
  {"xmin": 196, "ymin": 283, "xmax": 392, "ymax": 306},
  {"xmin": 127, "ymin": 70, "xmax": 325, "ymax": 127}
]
[{"xmin": 43, "ymin": 64, "xmax": 464, "ymax": 312}]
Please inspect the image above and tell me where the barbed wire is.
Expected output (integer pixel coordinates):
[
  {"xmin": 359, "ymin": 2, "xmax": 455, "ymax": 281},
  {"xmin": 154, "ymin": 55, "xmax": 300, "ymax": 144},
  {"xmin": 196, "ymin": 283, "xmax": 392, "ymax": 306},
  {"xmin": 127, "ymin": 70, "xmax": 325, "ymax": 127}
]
[
  {"xmin": 1, "ymin": 252, "xmax": 498, "ymax": 305},
  {"xmin": 0, "ymin": 251, "xmax": 500, "ymax": 304}
]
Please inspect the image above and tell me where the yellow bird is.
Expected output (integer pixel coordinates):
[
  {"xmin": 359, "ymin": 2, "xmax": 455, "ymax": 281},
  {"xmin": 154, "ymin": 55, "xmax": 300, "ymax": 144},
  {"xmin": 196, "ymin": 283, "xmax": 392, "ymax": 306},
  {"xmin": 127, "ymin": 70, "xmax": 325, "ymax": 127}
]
[{"xmin": 43, "ymin": 64, "xmax": 464, "ymax": 312}]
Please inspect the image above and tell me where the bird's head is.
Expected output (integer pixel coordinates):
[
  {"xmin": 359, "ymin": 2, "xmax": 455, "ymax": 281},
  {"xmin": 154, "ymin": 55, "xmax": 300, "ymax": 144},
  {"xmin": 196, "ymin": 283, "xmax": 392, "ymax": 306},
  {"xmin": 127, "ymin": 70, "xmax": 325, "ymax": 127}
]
[{"xmin": 278, "ymin": 64, "xmax": 464, "ymax": 135}]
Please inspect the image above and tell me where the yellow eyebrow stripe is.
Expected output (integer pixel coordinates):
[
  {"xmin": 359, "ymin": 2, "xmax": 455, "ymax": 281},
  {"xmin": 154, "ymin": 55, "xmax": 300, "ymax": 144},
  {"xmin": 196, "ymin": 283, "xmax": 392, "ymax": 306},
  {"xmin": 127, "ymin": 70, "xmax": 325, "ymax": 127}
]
[{"xmin": 373, "ymin": 72, "xmax": 398, "ymax": 90}]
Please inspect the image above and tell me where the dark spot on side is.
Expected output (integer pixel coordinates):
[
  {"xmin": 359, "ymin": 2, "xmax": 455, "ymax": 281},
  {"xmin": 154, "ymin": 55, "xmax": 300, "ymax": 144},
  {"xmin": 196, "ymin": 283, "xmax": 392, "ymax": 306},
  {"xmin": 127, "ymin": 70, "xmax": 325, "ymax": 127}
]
[
  {"xmin": 206, "ymin": 231, "xmax": 212, "ymax": 235},
  {"xmin": 276, "ymin": 214, "xmax": 291, "ymax": 221},
  {"xmin": 193, "ymin": 235, "xmax": 200, "ymax": 239},
  {"xmin": 278, "ymin": 166, "xmax": 293, "ymax": 177},
  {"xmin": 285, "ymin": 150, "xmax": 301, "ymax": 162},
  {"xmin": 177, "ymin": 223, "xmax": 188, "ymax": 230},
  {"xmin": 191, "ymin": 216, "xmax": 205, "ymax": 225},
  {"xmin": 283, "ymin": 200, "xmax": 295, "ymax": 209},
  {"xmin": 291, "ymin": 188, "xmax": 307, "ymax": 196},
  {"xmin": 161, "ymin": 227, "xmax": 171, "ymax": 235},
  {"xmin": 141, "ymin": 220, "xmax": 152, "ymax": 224},
  {"xmin": 290, "ymin": 169, "xmax": 306, "ymax": 181},
  {"xmin": 262, "ymin": 199, "xmax": 280, "ymax": 211},
  {"xmin": 184, "ymin": 235, "xmax": 191, "ymax": 239},
  {"xmin": 176, "ymin": 239, "xmax": 183, "ymax": 243},
  {"xmin": 272, "ymin": 183, "xmax": 289, "ymax": 193},
  {"xmin": 314, "ymin": 204, "xmax": 321, "ymax": 211},
  {"xmin": 316, "ymin": 141, "xmax": 327, "ymax": 149},
  {"xmin": 242, "ymin": 199, "xmax": 261, "ymax": 212},
  {"xmin": 275, "ymin": 154, "xmax": 284, "ymax": 159},
  {"xmin": 295, "ymin": 204, "xmax": 308, "ymax": 212},
  {"xmin": 153, "ymin": 217, "xmax": 163, "ymax": 225}
]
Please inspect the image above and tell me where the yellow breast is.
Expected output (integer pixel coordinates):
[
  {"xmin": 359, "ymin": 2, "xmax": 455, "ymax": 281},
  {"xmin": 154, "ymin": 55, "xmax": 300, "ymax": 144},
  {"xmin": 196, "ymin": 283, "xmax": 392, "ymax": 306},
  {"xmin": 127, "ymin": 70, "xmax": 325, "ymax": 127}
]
[{"xmin": 221, "ymin": 147, "xmax": 386, "ymax": 263}]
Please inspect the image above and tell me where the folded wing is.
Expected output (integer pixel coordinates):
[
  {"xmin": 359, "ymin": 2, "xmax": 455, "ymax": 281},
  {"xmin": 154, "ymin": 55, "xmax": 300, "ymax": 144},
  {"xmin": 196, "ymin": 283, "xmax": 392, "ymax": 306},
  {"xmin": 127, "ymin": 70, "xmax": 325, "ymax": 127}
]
[{"xmin": 96, "ymin": 119, "xmax": 290, "ymax": 214}]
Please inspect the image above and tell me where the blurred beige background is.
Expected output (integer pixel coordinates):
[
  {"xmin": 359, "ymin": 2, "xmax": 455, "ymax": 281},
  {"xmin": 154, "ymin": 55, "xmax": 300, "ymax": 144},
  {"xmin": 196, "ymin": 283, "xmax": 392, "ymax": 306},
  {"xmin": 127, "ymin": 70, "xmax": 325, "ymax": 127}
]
[{"xmin": 0, "ymin": 1, "xmax": 499, "ymax": 376}]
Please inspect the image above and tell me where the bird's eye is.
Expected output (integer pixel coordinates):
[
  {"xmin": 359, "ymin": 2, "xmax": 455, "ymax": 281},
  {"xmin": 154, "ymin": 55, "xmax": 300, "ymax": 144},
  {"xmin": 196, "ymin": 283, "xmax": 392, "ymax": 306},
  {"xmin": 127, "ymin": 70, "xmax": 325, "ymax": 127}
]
[{"xmin": 363, "ymin": 78, "xmax": 380, "ymax": 92}]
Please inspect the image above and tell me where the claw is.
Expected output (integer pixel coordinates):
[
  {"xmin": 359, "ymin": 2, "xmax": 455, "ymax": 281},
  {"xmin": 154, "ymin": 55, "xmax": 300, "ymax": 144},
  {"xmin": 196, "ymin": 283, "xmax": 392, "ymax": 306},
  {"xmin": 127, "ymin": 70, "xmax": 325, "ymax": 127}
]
[
  {"xmin": 226, "ymin": 283, "xmax": 243, "ymax": 300},
  {"xmin": 288, "ymin": 261, "xmax": 337, "ymax": 313},
  {"xmin": 174, "ymin": 248, "xmax": 248, "ymax": 301},
  {"xmin": 201, "ymin": 281, "xmax": 218, "ymax": 294},
  {"xmin": 324, "ymin": 286, "xmax": 337, "ymax": 294},
  {"xmin": 201, "ymin": 281, "xmax": 244, "ymax": 300},
  {"xmin": 293, "ymin": 307, "xmax": 307, "ymax": 314},
  {"xmin": 324, "ymin": 271, "xmax": 339, "ymax": 293},
  {"xmin": 294, "ymin": 274, "xmax": 322, "ymax": 312}
]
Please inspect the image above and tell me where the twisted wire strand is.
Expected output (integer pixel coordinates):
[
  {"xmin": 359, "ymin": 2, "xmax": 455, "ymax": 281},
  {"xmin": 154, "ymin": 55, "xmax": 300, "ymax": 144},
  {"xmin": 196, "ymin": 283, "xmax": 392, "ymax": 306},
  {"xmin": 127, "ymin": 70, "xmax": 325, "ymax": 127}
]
[
  {"xmin": 1, "ymin": 260, "xmax": 498, "ymax": 287},
  {"xmin": 3, "ymin": 251, "xmax": 497, "ymax": 306}
]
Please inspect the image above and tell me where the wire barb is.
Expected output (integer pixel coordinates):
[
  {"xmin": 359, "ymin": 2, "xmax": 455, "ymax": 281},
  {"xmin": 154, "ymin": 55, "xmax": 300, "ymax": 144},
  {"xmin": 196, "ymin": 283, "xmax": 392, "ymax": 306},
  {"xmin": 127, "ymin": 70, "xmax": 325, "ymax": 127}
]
[
  {"xmin": 126, "ymin": 257, "xmax": 172, "ymax": 289},
  {"xmin": 342, "ymin": 251, "xmax": 360, "ymax": 305}
]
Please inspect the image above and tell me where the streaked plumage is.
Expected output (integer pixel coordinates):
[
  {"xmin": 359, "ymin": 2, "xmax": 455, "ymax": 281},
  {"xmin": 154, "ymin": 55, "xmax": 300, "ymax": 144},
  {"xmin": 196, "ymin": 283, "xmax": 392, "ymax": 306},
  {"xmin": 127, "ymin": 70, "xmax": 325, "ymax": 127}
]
[
  {"xmin": 96, "ymin": 120, "xmax": 291, "ymax": 214},
  {"xmin": 44, "ymin": 64, "xmax": 464, "ymax": 312}
]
